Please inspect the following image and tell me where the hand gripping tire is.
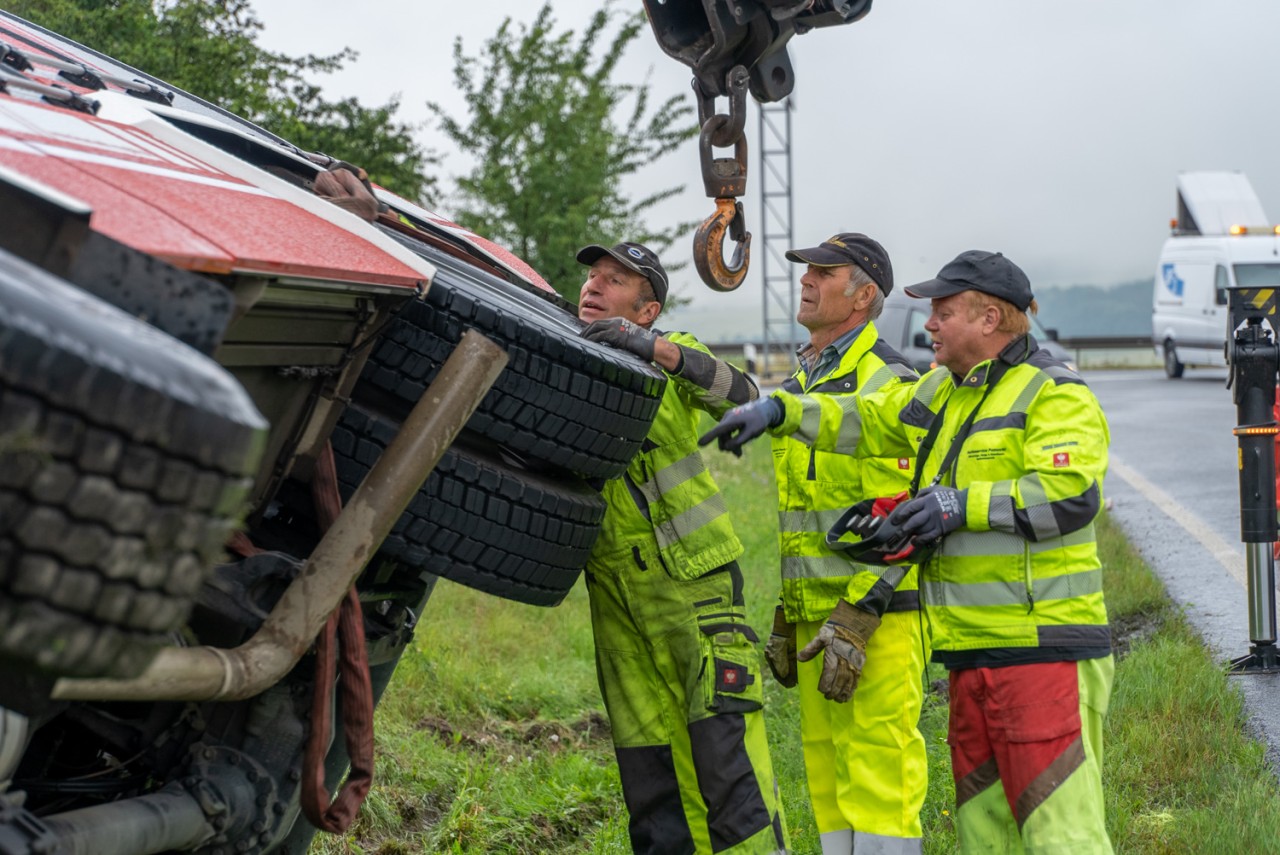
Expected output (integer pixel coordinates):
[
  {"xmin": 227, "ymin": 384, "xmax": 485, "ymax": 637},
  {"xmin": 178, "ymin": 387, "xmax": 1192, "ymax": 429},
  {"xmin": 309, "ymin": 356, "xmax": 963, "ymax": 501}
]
[
  {"xmin": 330, "ymin": 405, "xmax": 604, "ymax": 607},
  {"xmin": 355, "ymin": 233, "xmax": 666, "ymax": 480},
  {"xmin": 0, "ymin": 248, "xmax": 267, "ymax": 678}
]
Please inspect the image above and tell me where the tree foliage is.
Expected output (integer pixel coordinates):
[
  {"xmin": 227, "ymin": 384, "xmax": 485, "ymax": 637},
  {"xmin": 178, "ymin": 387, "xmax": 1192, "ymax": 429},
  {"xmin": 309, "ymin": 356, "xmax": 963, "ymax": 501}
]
[
  {"xmin": 428, "ymin": 2, "xmax": 698, "ymax": 302},
  {"xmin": 5, "ymin": 0, "xmax": 437, "ymax": 203}
]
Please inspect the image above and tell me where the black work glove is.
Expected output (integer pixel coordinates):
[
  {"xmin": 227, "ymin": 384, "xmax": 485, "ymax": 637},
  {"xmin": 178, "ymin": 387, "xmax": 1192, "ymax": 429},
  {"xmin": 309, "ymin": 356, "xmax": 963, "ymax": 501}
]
[
  {"xmin": 888, "ymin": 485, "xmax": 967, "ymax": 544},
  {"xmin": 698, "ymin": 396, "xmax": 784, "ymax": 457},
  {"xmin": 796, "ymin": 598, "xmax": 881, "ymax": 703},
  {"xmin": 580, "ymin": 317, "xmax": 660, "ymax": 362},
  {"xmin": 763, "ymin": 604, "xmax": 798, "ymax": 689}
]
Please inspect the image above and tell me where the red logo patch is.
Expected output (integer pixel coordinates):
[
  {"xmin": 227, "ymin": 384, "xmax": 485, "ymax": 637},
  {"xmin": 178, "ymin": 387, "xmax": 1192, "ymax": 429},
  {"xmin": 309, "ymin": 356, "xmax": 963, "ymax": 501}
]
[
  {"xmin": 897, "ymin": 458, "xmax": 910, "ymax": 470},
  {"xmin": 722, "ymin": 669, "xmax": 739, "ymax": 685},
  {"xmin": 1053, "ymin": 452, "xmax": 1070, "ymax": 468}
]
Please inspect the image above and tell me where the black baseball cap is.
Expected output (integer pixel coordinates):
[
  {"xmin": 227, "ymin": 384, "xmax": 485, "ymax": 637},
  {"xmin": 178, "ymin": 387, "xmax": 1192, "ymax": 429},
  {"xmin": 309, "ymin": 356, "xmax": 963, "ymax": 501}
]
[
  {"xmin": 784, "ymin": 232, "xmax": 894, "ymax": 295},
  {"xmin": 905, "ymin": 250, "xmax": 1033, "ymax": 311},
  {"xmin": 576, "ymin": 241, "xmax": 669, "ymax": 306}
]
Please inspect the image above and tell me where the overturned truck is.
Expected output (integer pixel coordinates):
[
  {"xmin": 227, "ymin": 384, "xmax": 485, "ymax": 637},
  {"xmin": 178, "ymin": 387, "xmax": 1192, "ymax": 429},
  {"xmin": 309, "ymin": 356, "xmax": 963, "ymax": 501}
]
[
  {"xmin": 0, "ymin": 11, "xmax": 667, "ymax": 854},
  {"xmin": 0, "ymin": 2, "xmax": 881, "ymax": 850}
]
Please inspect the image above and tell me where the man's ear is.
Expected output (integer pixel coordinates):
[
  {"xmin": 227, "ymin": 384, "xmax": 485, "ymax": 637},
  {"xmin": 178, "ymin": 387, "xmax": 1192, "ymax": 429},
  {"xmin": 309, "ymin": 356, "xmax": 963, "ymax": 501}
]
[
  {"xmin": 637, "ymin": 301, "xmax": 661, "ymax": 327},
  {"xmin": 855, "ymin": 282, "xmax": 878, "ymax": 311},
  {"xmin": 981, "ymin": 304, "xmax": 1001, "ymax": 335}
]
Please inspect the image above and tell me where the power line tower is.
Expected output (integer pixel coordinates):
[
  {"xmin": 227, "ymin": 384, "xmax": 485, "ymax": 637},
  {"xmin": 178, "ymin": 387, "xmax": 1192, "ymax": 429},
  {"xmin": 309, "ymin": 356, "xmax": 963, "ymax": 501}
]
[{"xmin": 757, "ymin": 98, "xmax": 797, "ymax": 380}]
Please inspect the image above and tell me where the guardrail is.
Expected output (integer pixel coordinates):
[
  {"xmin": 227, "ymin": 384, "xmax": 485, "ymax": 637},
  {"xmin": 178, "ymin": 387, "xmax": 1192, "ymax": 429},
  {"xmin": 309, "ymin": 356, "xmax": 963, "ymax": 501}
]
[{"xmin": 1055, "ymin": 335, "xmax": 1159, "ymax": 369}]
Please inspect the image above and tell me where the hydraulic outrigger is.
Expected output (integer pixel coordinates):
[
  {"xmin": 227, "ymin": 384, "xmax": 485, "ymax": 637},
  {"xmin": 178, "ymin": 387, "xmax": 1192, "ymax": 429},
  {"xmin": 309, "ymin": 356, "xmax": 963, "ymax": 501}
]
[{"xmin": 1227, "ymin": 287, "xmax": 1280, "ymax": 672}]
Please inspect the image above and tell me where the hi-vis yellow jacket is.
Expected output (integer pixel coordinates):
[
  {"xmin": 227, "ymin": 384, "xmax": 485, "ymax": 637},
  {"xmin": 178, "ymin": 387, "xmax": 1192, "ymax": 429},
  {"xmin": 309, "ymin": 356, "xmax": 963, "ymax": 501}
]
[
  {"xmin": 588, "ymin": 331, "xmax": 745, "ymax": 580},
  {"xmin": 775, "ymin": 335, "xmax": 1112, "ymax": 668},
  {"xmin": 770, "ymin": 322, "xmax": 919, "ymax": 623}
]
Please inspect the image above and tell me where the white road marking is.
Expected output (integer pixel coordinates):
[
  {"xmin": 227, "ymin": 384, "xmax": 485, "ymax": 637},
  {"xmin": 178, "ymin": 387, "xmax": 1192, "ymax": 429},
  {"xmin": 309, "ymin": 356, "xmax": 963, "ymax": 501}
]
[{"xmin": 1109, "ymin": 455, "xmax": 1248, "ymax": 587}]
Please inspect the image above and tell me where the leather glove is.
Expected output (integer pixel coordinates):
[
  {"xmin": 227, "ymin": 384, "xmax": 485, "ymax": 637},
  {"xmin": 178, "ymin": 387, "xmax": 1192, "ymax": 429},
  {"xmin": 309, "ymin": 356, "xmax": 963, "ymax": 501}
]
[
  {"xmin": 697, "ymin": 396, "xmax": 784, "ymax": 457},
  {"xmin": 580, "ymin": 317, "xmax": 660, "ymax": 362},
  {"xmin": 887, "ymin": 485, "xmax": 967, "ymax": 544},
  {"xmin": 796, "ymin": 598, "xmax": 880, "ymax": 703},
  {"xmin": 314, "ymin": 165, "xmax": 379, "ymax": 222},
  {"xmin": 763, "ymin": 604, "xmax": 798, "ymax": 688}
]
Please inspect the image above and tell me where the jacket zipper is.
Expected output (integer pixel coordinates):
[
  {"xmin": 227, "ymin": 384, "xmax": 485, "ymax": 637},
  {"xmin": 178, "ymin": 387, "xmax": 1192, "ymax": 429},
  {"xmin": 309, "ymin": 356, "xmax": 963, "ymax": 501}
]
[{"xmin": 1024, "ymin": 543, "xmax": 1035, "ymax": 613}]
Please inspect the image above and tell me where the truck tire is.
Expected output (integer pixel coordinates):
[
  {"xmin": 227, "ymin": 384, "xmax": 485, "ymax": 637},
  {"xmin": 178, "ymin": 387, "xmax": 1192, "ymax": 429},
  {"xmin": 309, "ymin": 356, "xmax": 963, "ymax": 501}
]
[
  {"xmin": 0, "ymin": 249, "xmax": 267, "ymax": 678},
  {"xmin": 330, "ymin": 405, "xmax": 603, "ymax": 607},
  {"xmin": 356, "ymin": 236, "xmax": 665, "ymax": 480},
  {"xmin": 1163, "ymin": 339, "xmax": 1185, "ymax": 379}
]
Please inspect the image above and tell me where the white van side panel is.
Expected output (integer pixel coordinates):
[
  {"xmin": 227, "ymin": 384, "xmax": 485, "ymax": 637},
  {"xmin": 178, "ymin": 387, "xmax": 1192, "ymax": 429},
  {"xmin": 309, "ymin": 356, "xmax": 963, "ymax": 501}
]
[{"xmin": 1152, "ymin": 240, "xmax": 1228, "ymax": 369}]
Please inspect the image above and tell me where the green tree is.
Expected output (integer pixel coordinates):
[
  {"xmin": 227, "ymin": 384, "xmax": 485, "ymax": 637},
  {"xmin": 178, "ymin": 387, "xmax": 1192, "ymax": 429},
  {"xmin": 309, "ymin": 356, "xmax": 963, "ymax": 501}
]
[
  {"xmin": 6, "ymin": 0, "xmax": 436, "ymax": 203},
  {"xmin": 429, "ymin": 2, "xmax": 698, "ymax": 302}
]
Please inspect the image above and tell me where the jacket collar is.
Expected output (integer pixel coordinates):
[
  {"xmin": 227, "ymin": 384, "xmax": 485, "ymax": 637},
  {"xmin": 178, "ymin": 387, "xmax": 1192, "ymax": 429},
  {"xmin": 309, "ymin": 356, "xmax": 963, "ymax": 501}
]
[{"xmin": 956, "ymin": 334, "xmax": 1037, "ymax": 388}]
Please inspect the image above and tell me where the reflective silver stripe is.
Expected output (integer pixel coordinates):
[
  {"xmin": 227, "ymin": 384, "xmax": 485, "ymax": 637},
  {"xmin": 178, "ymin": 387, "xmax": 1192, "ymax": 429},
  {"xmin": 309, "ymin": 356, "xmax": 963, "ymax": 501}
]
[
  {"xmin": 778, "ymin": 508, "xmax": 847, "ymax": 534},
  {"xmin": 652, "ymin": 492, "xmax": 730, "ymax": 550},
  {"xmin": 780, "ymin": 553, "xmax": 857, "ymax": 580},
  {"xmin": 708, "ymin": 359, "xmax": 734, "ymax": 403},
  {"xmin": 859, "ymin": 364, "xmax": 895, "ymax": 396},
  {"xmin": 1019, "ymin": 472, "xmax": 1064, "ymax": 540},
  {"xmin": 942, "ymin": 525, "xmax": 1094, "ymax": 557},
  {"xmin": 1011, "ymin": 372, "xmax": 1049, "ymax": 413},
  {"xmin": 798, "ymin": 396, "xmax": 826, "ymax": 440},
  {"xmin": 923, "ymin": 567, "xmax": 1102, "ymax": 608},
  {"xmin": 852, "ymin": 830, "xmax": 923, "ymax": 855},
  {"xmin": 640, "ymin": 450, "xmax": 707, "ymax": 501},
  {"xmin": 1043, "ymin": 364, "xmax": 1085, "ymax": 385},
  {"xmin": 988, "ymin": 495, "xmax": 1017, "ymax": 534}
]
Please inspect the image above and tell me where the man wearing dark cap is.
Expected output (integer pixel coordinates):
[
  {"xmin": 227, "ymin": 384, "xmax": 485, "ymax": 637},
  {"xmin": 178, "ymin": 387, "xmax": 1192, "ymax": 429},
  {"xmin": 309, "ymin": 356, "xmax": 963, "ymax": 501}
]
[
  {"xmin": 707, "ymin": 249, "xmax": 1115, "ymax": 853},
  {"xmin": 703, "ymin": 232, "xmax": 928, "ymax": 855},
  {"xmin": 574, "ymin": 241, "xmax": 787, "ymax": 855}
]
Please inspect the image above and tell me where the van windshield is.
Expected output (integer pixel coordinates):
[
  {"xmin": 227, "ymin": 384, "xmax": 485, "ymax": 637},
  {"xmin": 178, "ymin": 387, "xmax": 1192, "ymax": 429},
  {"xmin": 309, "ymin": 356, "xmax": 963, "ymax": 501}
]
[{"xmin": 1233, "ymin": 264, "xmax": 1280, "ymax": 288}]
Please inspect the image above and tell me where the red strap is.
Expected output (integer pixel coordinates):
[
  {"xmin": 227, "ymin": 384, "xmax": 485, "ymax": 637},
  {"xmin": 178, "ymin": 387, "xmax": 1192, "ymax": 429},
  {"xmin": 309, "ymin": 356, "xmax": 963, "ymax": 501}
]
[
  {"xmin": 299, "ymin": 442, "xmax": 375, "ymax": 834},
  {"xmin": 871, "ymin": 490, "xmax": 910, "ymax": 518}
]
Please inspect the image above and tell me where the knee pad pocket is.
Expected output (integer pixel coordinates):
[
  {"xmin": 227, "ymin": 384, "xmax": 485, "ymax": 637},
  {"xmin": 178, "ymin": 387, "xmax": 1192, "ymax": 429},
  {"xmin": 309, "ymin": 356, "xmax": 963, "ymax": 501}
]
[{"xmin": 699, "ymin": 627, "xmax": 763, "ymax": 715}]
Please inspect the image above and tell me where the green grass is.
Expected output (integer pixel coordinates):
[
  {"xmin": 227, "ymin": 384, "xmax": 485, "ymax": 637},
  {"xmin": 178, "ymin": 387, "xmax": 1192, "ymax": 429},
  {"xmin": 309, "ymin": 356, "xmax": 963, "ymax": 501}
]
[{"xmin": 311, "ymin": 442, "xmax": 1280, "ymax": 854}]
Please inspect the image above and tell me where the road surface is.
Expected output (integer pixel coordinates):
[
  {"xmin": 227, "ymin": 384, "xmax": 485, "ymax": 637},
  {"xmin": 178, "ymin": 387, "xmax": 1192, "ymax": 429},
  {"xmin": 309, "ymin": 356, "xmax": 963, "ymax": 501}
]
[{"xmin": 1091, "ymin": 366, "xmax": 1280, "ymax": 774}]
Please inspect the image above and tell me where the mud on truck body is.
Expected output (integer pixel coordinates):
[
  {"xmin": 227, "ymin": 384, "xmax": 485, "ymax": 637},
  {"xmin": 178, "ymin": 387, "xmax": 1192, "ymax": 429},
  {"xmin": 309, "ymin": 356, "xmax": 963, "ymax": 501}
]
[{"xmin": 0, "ymin": 3, "xmax": 872, "ymax": 852}]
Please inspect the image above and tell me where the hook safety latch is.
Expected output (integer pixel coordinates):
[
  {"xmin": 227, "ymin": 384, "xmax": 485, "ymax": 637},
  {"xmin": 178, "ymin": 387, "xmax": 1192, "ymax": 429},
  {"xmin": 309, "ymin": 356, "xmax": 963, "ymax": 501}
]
[{"xmin": 693, "ymin": 198, "xmax": 752, "ymax": 293}]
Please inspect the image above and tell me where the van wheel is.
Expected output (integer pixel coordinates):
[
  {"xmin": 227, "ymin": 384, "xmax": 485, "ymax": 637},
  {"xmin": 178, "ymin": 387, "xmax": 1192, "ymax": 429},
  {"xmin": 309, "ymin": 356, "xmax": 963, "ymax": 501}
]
[{"xmin": 1163, "ymin": 340, "xmax": 1185, "ymax": 379}]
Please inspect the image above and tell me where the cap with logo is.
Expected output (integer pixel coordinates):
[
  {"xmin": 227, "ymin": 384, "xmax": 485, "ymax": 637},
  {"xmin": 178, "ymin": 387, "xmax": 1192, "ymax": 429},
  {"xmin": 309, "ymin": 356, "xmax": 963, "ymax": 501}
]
[
  {"xmin": 784, "ymin": 232, "xmax": 893, "ymax": 295},
  {"xmin": 905, "ymin": 250, "xmax": 1034, "ymax": 312},
  {"xmin": 576, "ymin": 241, "xmax": 669, "ymax": 307}
]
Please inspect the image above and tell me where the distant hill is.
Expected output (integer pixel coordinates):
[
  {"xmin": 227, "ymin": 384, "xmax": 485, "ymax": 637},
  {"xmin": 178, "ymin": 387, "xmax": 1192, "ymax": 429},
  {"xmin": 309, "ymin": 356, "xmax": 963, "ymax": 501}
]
[{"xmin": 1035, "ymin": 278, "xmax": 1150, "ymax": 337}]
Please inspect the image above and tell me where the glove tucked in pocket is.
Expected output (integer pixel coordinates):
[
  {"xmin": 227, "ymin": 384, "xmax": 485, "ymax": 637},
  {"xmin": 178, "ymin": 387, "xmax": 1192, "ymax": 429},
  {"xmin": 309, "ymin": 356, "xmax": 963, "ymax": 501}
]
[{"xmin": 698, "ymin": 624, "xmax": 764, "ymax": 715}]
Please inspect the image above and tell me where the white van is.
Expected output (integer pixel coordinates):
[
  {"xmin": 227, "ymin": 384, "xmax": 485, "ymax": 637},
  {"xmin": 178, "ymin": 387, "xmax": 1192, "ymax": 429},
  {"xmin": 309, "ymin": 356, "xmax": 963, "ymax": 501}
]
[{"xmin": 1153, "ymin": 172, "xmax": 1280, "ymax": 377}]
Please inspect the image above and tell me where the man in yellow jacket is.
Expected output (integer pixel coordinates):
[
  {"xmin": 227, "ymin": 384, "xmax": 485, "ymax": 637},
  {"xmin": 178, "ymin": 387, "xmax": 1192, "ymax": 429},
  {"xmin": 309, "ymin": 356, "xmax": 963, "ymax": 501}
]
[
  {"xmin": 707, "ymin": 232, "xmax": 928, "ymax": 855},
  {"xmin": 577, "ymin": 241, "xmax": 786, "ymax": 855},
  {"xmin": 707, "ymin": 249, "xmax": 1114, "ymax": 853}
]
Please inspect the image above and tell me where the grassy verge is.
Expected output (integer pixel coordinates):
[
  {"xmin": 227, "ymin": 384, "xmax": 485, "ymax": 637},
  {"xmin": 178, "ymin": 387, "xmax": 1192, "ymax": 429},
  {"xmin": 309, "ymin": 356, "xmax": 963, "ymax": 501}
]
[{"xmin": 311, "ymin": 441, "xmax": 1280, "ymax": 854}]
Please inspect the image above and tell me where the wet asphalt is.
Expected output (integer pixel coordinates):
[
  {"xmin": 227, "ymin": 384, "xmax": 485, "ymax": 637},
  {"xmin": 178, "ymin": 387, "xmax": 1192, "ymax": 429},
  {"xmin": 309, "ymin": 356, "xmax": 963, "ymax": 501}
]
[{"xmin": 1089, "ymin": 367, "xmax": 1280, "ymax": 777}]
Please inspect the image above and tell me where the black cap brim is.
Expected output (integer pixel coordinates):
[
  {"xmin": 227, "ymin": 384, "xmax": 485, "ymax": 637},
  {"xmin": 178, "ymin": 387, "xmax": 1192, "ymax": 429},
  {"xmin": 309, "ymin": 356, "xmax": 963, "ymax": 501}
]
[
  {"xmin": 784, "ymin": 246, "xmax": 852, "ymax": 267},
  {"xmin": 576, "ymin": 244, "xmax": 628, "ymax": 270},
  {"xmin": 903, "ymin": 278, "xmax": 971, "ymax": 301}
]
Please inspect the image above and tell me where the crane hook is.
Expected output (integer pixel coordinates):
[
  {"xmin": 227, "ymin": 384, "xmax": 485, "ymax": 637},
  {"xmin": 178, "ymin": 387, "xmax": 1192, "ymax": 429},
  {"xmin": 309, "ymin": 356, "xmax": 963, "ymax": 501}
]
[{"xmin": 693, "ymin": 198, "xmax": 751, "ymax": 292}]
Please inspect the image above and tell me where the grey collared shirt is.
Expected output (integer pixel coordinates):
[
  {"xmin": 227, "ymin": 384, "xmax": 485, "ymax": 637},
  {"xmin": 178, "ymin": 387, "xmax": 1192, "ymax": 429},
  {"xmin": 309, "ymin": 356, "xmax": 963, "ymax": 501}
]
[{"xmin": 799, "ymin": 323, "xmax": 865, "ymax": 385}]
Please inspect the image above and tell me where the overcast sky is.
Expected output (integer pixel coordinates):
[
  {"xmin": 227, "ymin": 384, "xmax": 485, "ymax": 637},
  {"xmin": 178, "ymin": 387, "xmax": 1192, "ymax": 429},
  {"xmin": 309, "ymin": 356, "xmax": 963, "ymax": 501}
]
[{"xmin": 250, "ymin": 0, "xmax": 1280, "ymax": 337}]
